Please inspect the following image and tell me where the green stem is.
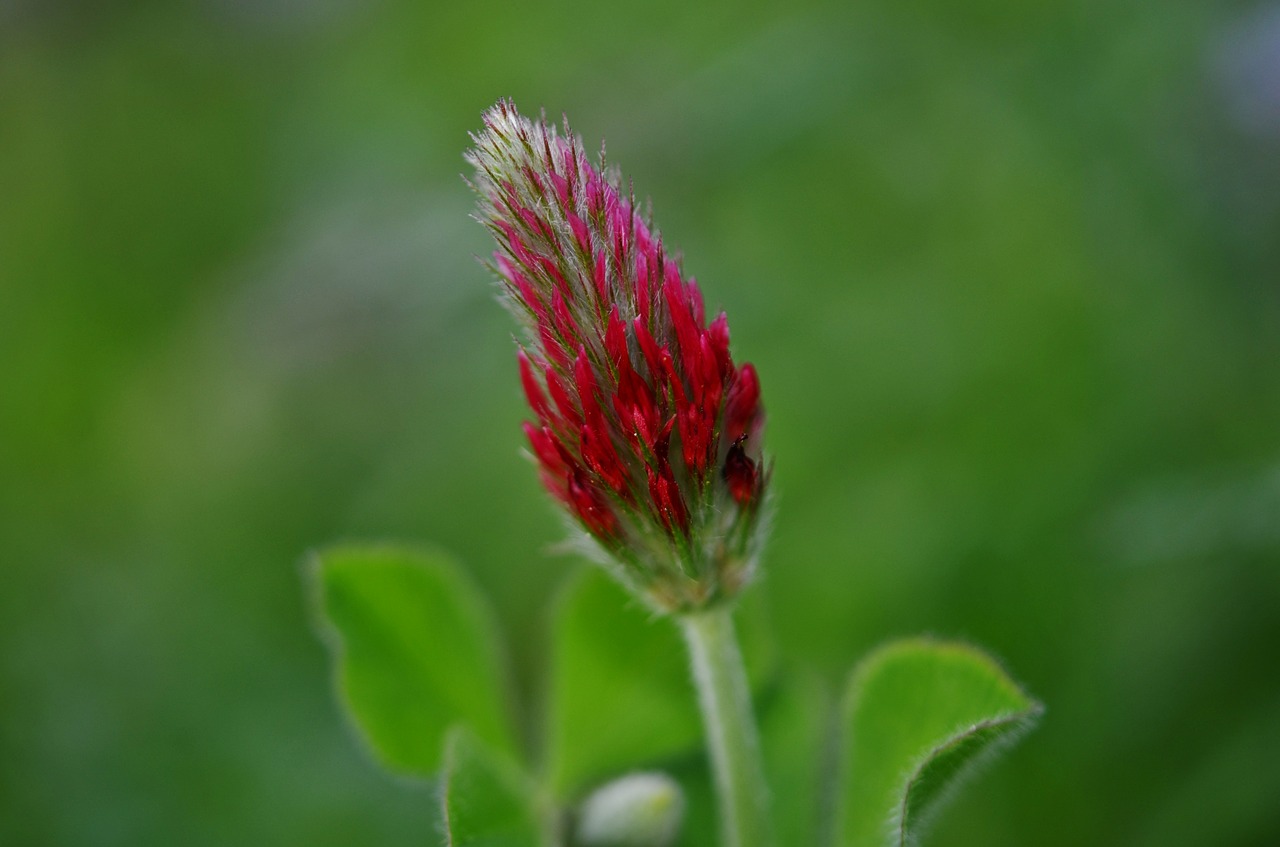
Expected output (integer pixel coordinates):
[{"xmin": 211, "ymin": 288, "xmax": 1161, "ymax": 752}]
[{"xmin": 678, "ymin": 607, "xmax": 774, "ymax": 847}]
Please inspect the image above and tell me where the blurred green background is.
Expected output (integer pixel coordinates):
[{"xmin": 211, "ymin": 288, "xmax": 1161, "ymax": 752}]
[{"xmin": 3, "ymin": 0, "xmax": 1279, "ymax": 844}]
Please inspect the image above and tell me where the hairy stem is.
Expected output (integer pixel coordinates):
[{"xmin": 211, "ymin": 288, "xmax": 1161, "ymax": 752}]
[{"xmin": 679, "ymin": 607, "xmax": 774, "ymax": 847}]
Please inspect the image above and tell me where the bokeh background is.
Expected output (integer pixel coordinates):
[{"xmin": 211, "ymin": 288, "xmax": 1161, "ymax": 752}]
[{"xmin": 3, "ymin": 0, "xmax": 1279, "ymax": 844}]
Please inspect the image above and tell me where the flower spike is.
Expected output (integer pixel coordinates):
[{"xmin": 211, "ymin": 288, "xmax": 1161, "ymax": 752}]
[{"xmin": 468, "ymin": 100, "xmax": 769, "ymax": 612}]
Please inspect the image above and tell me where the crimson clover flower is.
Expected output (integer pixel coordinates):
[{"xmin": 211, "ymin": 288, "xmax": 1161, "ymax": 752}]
[{"xmin": 468, "ymin": 100, "xmax": 769, "ymax": 612}]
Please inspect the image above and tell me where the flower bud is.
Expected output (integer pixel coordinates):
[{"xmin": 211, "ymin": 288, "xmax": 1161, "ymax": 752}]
[
  {"xmin": 575, "ymin": 772, "xmax": 685, "ymax": 847},
  {"xmin": 468, "ymin": 100, "xmax": 770, "ymax": 612}
]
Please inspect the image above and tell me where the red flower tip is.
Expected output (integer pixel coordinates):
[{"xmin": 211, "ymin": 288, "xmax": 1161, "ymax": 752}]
[
  {"xmin": 517, "ymin": 349, "xmax": 550, "ymax": 422},
  {"xmin": 725, "ymin": 363, "xmax": 762, "ymax": 442},
  {"xmin": 569, "ymin": 470, "xmax": 621, "ymax": 541},
  {"xmin": 722, "ymin": 438, "xmax": 759, "ymax": 507}
]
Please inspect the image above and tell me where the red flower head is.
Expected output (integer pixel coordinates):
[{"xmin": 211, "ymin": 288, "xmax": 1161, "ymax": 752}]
[{"xmin": 468, "ymin": 100, "xmax": 769, "ymax": 612}]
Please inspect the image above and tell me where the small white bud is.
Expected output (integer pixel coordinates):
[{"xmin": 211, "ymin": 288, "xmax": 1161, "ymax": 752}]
[{"xmin": 575, "ymin": 771, "xmax": 685, "ymax": 847}]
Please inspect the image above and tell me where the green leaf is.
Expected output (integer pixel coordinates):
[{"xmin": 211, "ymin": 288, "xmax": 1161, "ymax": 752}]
[
  {"xmin": 833, "ymin": 638, "xmax": 1042, "ymax": 847},
  {"xmin": 442, "ymin": 727, "xmax": 545, "ymax": 847},
  {"xmin": 759, "ymin": 669, "xmax": 831, "ymax": 847},
  {"xmin": 664, "ymin": 759, "xmax": 717, "ymax": 847},
  {"xmin": 544, "ymin": 569, "xmax": 700, "ymax": 796},
  {"xmin": 308, "ymin": 544, "xmax": 517, "ymax": 776},
  {"xmin": 545, "ymin": 568, "xmax": 776, "ymax": 796}
]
